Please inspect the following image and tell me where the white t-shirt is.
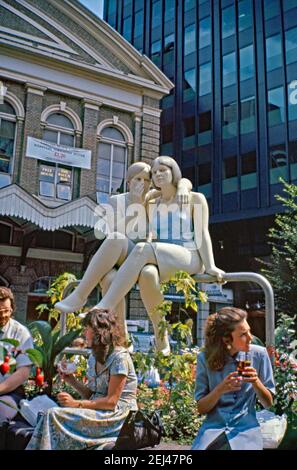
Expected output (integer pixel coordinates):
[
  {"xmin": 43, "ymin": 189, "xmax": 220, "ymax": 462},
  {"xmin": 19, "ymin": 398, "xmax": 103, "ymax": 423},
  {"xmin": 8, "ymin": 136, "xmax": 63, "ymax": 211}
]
[{"xmin": 0, "ymin": 318, "xmax": 34, "ymax": 384}]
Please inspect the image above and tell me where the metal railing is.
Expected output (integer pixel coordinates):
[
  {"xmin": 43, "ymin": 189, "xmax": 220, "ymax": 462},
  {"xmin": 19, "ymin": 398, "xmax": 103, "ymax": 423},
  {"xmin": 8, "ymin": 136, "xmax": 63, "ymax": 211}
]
[{"xmin": 60, "ymin": 272, "xmax": 275, "ymax": 347}]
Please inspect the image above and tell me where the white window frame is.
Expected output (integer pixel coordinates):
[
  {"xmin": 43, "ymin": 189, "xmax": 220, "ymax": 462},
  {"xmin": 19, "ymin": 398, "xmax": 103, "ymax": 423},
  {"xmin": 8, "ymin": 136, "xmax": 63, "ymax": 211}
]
[
  {"xmin": 0, "ymin": 105, "xmax": 17, "ymax": 188},
  {"xmin": 97, "ymin": 129, "xmax": 128, "ymax": 196},
  {"xmin": 40, "ymin": 113, "xmax": 75, "ymax": 201}
]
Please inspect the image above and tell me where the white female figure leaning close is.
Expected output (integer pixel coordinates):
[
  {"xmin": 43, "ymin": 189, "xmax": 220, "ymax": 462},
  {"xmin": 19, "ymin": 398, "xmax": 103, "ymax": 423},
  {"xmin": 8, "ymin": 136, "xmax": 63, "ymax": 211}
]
[{"xmin": 92, "ymin": 157, "xmax": 224, "ymax": 354}]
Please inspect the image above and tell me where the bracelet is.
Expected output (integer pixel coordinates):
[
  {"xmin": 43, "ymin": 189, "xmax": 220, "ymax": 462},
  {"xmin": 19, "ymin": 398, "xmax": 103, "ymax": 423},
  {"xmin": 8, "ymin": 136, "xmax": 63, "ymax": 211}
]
[{"xmin": 77, "ymin": 401, "xmax": 83, "ymax": 408}]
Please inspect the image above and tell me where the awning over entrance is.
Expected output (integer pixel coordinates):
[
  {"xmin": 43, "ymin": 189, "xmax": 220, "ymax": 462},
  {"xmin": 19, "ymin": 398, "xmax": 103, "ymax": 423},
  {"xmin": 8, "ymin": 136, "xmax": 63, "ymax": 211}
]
[{"xmin": 0, "ymin": 184, "xmax": 99, "ymax": 231}]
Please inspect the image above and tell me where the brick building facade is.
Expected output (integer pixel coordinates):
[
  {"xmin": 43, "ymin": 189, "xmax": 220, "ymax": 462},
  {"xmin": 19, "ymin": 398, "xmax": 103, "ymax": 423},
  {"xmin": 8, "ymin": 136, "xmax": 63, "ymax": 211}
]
[{"xmin": 0, "ymin": 0, "xmax": 172, "ymax": 323}]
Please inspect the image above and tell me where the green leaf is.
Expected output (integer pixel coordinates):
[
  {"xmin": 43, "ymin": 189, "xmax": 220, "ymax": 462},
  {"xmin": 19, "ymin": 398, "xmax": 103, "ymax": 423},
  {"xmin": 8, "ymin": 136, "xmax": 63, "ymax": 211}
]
[
  {"xmin": 0, "ymin": 338, "xmax": 20, "ymax": 347},
  {"xmin": 51, "ymin": 328, "xmax": 82, "ymax": 359},
  {"xmin": 25, "ymin": 348, "xmax": 44, "ymax": 367},
  {"xmin": 28, "ymin": 321, "xmax": 53, "ymax": 351}
]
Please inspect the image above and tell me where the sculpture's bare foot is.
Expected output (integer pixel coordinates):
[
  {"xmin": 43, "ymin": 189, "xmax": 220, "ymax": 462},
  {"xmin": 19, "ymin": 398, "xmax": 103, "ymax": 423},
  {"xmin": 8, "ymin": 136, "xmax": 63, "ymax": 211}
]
[{"xmin": 55, "ymin": 292, "xmax": 87, "ymax": 313}]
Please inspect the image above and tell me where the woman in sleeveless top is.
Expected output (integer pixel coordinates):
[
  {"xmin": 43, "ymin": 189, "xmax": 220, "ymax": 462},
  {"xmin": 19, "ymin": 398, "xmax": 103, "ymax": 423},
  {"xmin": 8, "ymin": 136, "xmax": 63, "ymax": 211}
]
[{"xmin": 95, "ymin": 157, "xmax": 224, "ymax": 355}]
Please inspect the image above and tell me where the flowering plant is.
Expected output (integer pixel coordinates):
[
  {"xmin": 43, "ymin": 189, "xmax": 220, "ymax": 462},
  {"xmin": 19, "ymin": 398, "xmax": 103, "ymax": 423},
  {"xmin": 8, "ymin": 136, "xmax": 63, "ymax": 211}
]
[
  {"xmin": 267, "ymin": 314, "xmax": 297, "ymax": 420},
  {"xmin": 135, "ymin": 349, "xmax": 204, "ymax": 444}
]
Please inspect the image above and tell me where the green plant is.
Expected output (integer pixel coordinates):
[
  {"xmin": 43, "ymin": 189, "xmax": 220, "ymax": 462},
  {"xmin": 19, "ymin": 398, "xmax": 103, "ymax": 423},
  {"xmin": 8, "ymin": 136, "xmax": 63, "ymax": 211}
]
[
  {"xmin": 261, "ymin": 181, "xmax": 297, "ymax": 321},
  {"xmin": 28, "ymin": 320, "xmax": 81, "ymax": 396},
  {"xmin": 36, "ymin": 272, "xmax": 82, "ymax": 330},
  {"xmin": 267, "ymin": 313, "xmax": 297, "ymax": 420},
  {"xmin": 154, "ymin": 270, "xmax": 207, "ymax": 347},
  {"xmin": 135, "ymin": 349, "xmax": 204, "ymax": 444}
]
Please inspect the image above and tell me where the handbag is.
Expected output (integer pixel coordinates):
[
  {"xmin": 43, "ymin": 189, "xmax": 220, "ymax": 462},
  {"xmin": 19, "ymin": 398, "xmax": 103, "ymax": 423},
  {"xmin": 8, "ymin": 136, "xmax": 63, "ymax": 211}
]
[
  {"xmin": 114, "ymin": 410, "xmax": 164, "ymax": 450},
  {"xmin": 256, "ymin": 410, "xmax": 287, "ymax": 449}
]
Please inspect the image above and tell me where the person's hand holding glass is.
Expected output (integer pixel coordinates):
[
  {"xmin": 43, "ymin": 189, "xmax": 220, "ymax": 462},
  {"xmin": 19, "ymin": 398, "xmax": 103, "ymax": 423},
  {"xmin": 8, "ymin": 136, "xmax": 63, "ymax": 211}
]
[
  {"xmin": 236, "ymin": 352, "xmax": 258, "ymax": 384},
  {"xmin": 57, "ymin": 358, "xmax": 77, "ymax": 385}
]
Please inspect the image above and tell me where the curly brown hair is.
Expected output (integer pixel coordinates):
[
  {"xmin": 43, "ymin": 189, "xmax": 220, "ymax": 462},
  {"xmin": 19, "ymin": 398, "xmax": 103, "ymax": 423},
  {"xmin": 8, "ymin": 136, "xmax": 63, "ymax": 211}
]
[
  {"xmin": 204, "ymin": 307, "xmax": 247, "ymax": 371},
  {"xmin": 0, "ymin": 286, "xmax": 15, "ymax": 313},
  {"xmin": 82, "ymin": 308, "xmax": 125, "ymax": 364}
]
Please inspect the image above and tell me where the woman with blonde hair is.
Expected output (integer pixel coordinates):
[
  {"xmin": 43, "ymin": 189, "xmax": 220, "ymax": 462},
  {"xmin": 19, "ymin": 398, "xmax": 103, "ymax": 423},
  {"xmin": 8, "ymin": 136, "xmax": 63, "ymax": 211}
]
[{"xmin": 192, "ymin": 307, "xmax": 275, "ymax": 450}]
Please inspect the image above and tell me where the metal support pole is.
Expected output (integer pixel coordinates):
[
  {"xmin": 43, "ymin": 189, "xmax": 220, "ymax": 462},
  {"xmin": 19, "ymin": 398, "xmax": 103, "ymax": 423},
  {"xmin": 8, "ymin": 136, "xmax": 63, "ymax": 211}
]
[
  {"xmin": 193, "ymin": 272, "xmax": 275, "ymax": 347},
  {"xmin": 60, "ymin": 272, "xmax": 275, "ymax": 347}
]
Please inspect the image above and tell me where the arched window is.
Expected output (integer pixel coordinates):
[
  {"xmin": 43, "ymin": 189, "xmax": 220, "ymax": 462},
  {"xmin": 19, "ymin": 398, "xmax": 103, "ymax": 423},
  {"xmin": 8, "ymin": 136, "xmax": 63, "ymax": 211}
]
[
  {"xmin": 0, "ymin": 101, "xmax": 16, "ymax": 189},
  {"xmin": 40, "ymin": 113, "xmax": 75, "ymax": 201},
  {"xmin": 96, "ymin": 126, "xmax": 127, "ymax": 203}
]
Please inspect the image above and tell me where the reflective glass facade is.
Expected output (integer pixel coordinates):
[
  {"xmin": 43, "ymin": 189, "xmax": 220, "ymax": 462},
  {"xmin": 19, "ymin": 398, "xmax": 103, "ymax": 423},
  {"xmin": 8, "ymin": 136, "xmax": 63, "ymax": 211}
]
[{"xmin": 105, "ymin": 0, "xmax": 297, "ymax": 228}]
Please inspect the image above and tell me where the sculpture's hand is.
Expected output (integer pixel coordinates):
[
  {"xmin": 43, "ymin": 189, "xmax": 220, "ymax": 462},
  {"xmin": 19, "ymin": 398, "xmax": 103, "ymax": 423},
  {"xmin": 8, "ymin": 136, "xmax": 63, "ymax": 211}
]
[
  {"xmin": 206, "ymin": 267, "xmax": 225, "ymax": 283},
  {"xmin": 129, "ymin": 179, "xmax": 146, "ymax": 204},
  {"xmin": 176, "ymin": 185, "xmax": 190, "ymax": 204}
]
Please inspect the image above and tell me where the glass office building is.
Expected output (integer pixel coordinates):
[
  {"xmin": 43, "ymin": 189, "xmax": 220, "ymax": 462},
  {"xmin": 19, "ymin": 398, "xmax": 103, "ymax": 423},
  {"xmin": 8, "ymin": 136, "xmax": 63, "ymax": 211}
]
[{"xmin": 105, "ymin": 0, "xmax": 297, "ymax": 283}]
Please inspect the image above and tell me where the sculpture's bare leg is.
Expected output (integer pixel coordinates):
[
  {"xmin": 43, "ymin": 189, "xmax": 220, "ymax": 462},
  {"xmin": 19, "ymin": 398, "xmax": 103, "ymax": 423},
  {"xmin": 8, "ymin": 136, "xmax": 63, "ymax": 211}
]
[
  {"xmin": 55, "ymin": 233, "xmax": 130, "ymax": 313},
  {"xmin": 138, "ymin": 265, "xmax": 170, "ymax": 355}
]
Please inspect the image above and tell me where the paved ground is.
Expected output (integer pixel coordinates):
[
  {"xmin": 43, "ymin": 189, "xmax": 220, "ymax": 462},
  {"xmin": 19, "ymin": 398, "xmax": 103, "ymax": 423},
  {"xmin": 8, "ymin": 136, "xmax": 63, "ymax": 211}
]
[{"xmin": 143, "ymin": 441, "xmax": 191, "ymax": 451}]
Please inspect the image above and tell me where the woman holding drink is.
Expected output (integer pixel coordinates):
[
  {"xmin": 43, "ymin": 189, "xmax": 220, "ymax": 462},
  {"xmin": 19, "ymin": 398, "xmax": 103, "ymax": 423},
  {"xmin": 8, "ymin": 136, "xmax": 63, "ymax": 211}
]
[{"xmin": 192, "ymin": 307, "xmax": 275, "ymax": 450}]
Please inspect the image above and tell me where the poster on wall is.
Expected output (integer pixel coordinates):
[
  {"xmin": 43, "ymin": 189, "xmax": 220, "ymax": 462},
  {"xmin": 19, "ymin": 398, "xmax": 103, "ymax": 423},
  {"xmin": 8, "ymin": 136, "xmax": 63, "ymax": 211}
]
[{"xmin": 26, "ymin": 137, "xmax": 91, "ymax": 169}]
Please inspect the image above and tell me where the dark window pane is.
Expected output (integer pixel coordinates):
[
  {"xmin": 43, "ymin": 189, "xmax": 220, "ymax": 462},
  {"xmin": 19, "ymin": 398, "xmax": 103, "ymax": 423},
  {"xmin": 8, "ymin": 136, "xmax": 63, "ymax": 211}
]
[
  {"xmin": 222, "ymin": 5, "xmax": 235, "ymax": 39},
  {"xmin": 184, "ymin": 0, "xmax": 196, "ymax": 11},
  {"xmin": 268, "ymin": 87, "xmax": 285, "ymax": 126},
  {"xmin": 266, "ymin": 34, "xmax": 282, "ymax": 72},
  {"xmin": 263, "ymin": 0, "xmax": 280, "ymax": 20},
  {"xmin": 240, "ymin": 96, "xmax": 256, "ymax": 134},
  {"xmin": 242, "ymin": 151, "xmax": 257, "ymax": 174},
  {"xmin": 43, "ymin": 129, "xmax": 58, "ymax": 143},
  {"xmin": 39, "ymin": 181, "xmax": 55, "ymax": 198},
  {"xmin": 57, "ymin": 184, "xmax": 71, "ymax": 201},
  {"xmin": 184, "ymin": 68, "xmax": 196, "ymax": 101},
  {"xmin": 164, "ymin": 33, "xmax": 174, "ymax": 53},
  {"xmin": 0, "ymin": 120, "xmax": 15, "ymax": 157},
  {"xmin": 101, "ymin": 127, "xmax": 125, "ymax": 141},
  {"xmin": 199, "ymin": 62, "xmax": 211, "ymax": 96},
  {"xmin": 151, "ymin": 40, "xmax": 161, "ymax": 64},
  {"xmin": 162, "ymin": 123, "xmax": 173, "ymax": 144},
  {"xmin": 0, "ymin": 173, "xmax": 10, "ymax": 188},
  {"xmin": 47, "ymin": 113, "xmax": 73, "ymax": 129},
  {"xmin": 152, "ymin": 0, "xmax": 161, "ymax": 29},
  {"xmin": 269, "ymin": 143, "xmax": 288, "ymax": 185},
  {"xmin": 54, "ymin": 231, "xmax": 73, "ymax": 250},
  {"xmin": 123, "ymin": 17, "xmax": 132, "ymax": 41},
  {"xmin": 183, "ymin": 117, "xmax": 195, "ymax": 137},
  {"xmin": 184, "ymin": 24, "xmax": 196, "ymax": 56},
  {"xmin": 240, "ymin": 44, "xmax": 254, "ymax": 81},
  {"xmin": 198, "ymin": 162, "xmax": 211, "ymax": 185},
  {"xmin": 40, "ymin": 165, "xmax": 55, "ymax": 182},
  {"xmin": 223, "ymin": 102, "xmax": 237, "ymax": 139},
  {"xmin": 165, "ymin": 0, "xmax": 175, "ymax": 21},
  {"xmin": 199, "ymin": 16, "xmax": 211, "ymax": 49},
  {"xmin": 57, "ymin": 167, "xmax": 72, "ymax": 184},
  {"xmin": 284, "ymin": 0, "xmax": 297, "ymax": 11},
  {"xmin": 0, "ymin": 156, "xmax": 10, "ymax": 173},
  {"xmin": 199, "ymin": 111, "xmax": 211, "ymax": 133},
  {"xmin": 238, "ymin": 0, "xmax": 253, "ymax": 32},
  {"xmin": 60, "ymin": 133, "xmax": 74, "ymax": 146},
  {"xmin": 134, "ymin": 9, "xmax": 144, "ymax": 38},
  {"xmin": 0, "ymin": 223, "xmax": 11, "ymax": 244},
  {"xmin": 285, "ymin": 26, "xmax": 297, "ymax": 65},
  {"xmin": 289, "ymin": 140, "xmax": 297, "ymax": 181},
  {"xmin": 241, "ymin": 151, "xmax": 257, "ymax": 190},
  {"xmin": 0, "ymin": 102, "xmax": 16, "ymax": 115},
  {"xmin": 223, "ymin": 52, "xmax": 236, "ymax": 87},
  {"xmin": 223, "ymin": 156, "xmax": 238, "ymax": 194}
]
